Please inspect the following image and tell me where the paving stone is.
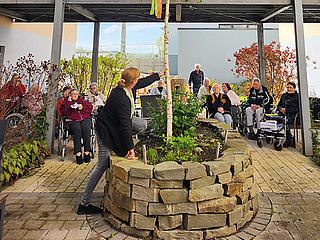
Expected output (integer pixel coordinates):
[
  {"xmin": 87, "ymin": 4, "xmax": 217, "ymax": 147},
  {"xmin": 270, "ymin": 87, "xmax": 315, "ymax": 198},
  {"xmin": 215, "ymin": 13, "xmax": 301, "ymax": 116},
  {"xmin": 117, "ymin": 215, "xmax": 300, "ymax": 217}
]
[
  {"xmin": 104, "ymin": 212, "xmax": 122, "ymax": 229},
  {"xmin": 4, "ymin": 220, "xmax": 25, "ymax": 230},
  {"xmin": 61, "ymin": 220, "xmax": 84, "ymax": 230},
  {"xmin": 22, "ymin": 230, "xmax": 48, "ymax": 240},
  {"xmin": 40, "ymin": 220, "xmax": 64, "ymax": 230},
  {"xmin": 64, "ymin": 229, "xmax": 89, "ymax": 240},
  {"xmin": 43, "ymin": 230, "xmax": 68, "ymax": 240},
  {"xmin": 154, "ymin": 230, "xmax": 204, "ymax": 240},
  {"xmin": 3, "ymin": 230, "xmax": 28, "ymax": 240},
  {"xmin": 243, "ymin": 226, "xmax": 261, "ymax": 236},
  {"xmin": 236, "ymin": 231, "xmax": 255, "ymax": 240},
  {"xmin": 23, "ymin": 220, "xmax": 45, "ymax": 230},
  {"xmin": 248, "ymin": 222, "xmax": 266, "ymax": 231}
]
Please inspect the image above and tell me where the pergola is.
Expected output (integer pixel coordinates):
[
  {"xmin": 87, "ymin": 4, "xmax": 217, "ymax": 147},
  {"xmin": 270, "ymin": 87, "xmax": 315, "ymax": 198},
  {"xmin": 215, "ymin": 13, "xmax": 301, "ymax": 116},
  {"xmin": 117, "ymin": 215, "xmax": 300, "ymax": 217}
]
[{"xmin": 0, "ymin": 0, "xmax": 318, "ymax": 156}]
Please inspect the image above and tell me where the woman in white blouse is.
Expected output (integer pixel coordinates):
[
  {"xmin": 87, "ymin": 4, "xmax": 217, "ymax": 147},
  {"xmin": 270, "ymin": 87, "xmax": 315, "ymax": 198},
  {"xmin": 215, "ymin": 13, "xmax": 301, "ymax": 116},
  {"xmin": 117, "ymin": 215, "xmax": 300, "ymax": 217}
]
[{"xmin": 222, "ymin": 82, "xmax": 241, "ymax": 129}]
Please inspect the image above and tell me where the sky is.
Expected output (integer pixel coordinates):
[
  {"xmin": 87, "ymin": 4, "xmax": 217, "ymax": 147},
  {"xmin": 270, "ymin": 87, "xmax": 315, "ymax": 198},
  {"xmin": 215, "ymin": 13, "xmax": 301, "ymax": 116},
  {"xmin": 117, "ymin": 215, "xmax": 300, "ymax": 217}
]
[{"xmin": 76, "ymin": 22, "xmax": 164, "ymax": 53}]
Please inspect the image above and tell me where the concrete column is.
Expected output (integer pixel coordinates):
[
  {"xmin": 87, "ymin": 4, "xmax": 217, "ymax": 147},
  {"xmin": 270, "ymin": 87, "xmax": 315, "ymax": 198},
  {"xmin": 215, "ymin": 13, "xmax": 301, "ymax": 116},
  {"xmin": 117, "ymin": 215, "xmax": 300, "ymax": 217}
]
[
  {"xmin": 91, "ymin": 22, "xmax": 100, "ymax": 83},
  {"xmin": 293, "ymin": 0, "xmax": 313, "ymax": 156},
  {"xmin": 257, "ymin": 23, "xmax": 266, "ymax": 86},
  {"xmin": 121, "ymin": 22, "xmax": 126, "ymax": 53},
  {"xmin": 46, "ymin": 0, "xmax": 65, "ymax": 152}
]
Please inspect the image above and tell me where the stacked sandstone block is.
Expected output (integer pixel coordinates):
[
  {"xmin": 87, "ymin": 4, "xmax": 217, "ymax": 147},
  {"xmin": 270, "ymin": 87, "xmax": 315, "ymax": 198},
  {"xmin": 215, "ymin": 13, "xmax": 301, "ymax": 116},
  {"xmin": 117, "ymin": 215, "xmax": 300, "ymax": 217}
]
[{"xmin": 104, "ymin": 121, "xmax": 259, "ymax": 240}]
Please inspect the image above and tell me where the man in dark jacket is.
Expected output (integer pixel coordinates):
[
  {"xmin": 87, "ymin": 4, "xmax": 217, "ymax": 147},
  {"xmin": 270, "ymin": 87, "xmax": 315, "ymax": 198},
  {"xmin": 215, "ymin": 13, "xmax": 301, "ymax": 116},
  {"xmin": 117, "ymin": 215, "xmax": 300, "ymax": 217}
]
[
  {"xmin": 277, "ymin": 82, "xmax": 299, "ymax": 147},
  {"xmin": 189, "ymin": 64, "xmax": 204, "ymax": 96},
  {"xmin": 246, "ymin": 78, "xmax": 273, "ymax": 139}
]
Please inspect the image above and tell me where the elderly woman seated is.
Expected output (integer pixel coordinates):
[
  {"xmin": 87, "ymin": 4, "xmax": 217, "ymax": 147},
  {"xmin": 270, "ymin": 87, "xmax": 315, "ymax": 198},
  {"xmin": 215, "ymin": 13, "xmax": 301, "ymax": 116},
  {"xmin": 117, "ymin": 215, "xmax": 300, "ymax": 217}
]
[
  {"xmin": 60, "ymin": 89, "xmax": 93, "ymax": 164},
  {"xmin": 86, "ymin": 82, "xmax": 106, "ymax": 114},
  {"xmin": 206, "ymin": 84, "xmax": 232, "ymax": 126},
  {"xmin": 277, "ymin": 82, "xmax": 299, "ymax": 147},
  {"xmin": 21, "ymin": 84, "xmax": 44, "ymax": 116},
  {"xmin": 150, "ymin": 80, "xmax": 167, "ymax": 98}
]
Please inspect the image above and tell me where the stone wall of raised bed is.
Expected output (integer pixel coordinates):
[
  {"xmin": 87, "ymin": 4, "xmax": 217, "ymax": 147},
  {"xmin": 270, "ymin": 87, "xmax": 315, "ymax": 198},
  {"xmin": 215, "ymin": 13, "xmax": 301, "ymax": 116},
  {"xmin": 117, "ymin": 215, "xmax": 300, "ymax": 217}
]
[{"xmin": 104, "ymin": 120, "xmax": 259, "ymax": 240}]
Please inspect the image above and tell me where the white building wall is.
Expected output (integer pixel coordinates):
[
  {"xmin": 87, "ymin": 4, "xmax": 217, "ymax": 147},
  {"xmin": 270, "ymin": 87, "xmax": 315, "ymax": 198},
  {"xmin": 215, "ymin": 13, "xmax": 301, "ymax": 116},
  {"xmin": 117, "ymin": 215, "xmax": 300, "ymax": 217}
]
[
  {"xmin": 169, "ymin": 23, "xmax": 279, "ymax": 83},
  {"xmin": 0, "ymin": 25, "xmax": 75, "ymax": 65}
]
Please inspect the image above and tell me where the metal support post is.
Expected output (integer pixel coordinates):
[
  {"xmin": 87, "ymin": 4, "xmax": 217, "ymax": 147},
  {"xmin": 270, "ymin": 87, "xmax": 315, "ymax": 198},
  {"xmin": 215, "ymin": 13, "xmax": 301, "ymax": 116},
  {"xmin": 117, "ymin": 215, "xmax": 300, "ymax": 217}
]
[
  {"xmin": 257, "ymin": 23, "xmax": 266, "ymax": 86},
  {"xmin": 91, "ymin": 21, "xmax": 100, "ymax": 83},
  {"xmin": 293, "ymin": 0, "xmax": 313, "ymax": 156},
  {"xmin": 46, "ymin": 0, "xmax": 65, "ymax": 152},
  {"xmin": 121, "ymin": 22, "xmax": 126, "ymax": 53}
]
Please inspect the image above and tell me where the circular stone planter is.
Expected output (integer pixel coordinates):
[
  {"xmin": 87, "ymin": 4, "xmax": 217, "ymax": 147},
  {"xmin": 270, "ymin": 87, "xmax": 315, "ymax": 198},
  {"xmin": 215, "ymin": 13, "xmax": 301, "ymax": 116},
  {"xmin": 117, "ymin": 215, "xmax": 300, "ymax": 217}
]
[{"xmin": 104, "ymin": 120, "xmax": 258, "ymax": 239}]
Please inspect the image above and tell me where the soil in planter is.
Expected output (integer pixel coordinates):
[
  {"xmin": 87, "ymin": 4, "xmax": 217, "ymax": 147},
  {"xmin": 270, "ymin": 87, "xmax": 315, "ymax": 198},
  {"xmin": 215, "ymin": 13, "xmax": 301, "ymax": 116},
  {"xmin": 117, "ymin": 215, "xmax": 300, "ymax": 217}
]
[{"xmin": 135, "ymin": 122, "xmax": 224, "ymax": 164}]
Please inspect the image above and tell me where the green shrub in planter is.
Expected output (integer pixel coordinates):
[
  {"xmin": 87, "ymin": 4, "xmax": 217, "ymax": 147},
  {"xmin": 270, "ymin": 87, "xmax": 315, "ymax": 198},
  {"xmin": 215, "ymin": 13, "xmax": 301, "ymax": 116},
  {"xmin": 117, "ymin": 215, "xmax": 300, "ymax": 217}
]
[{"xmin": 149, "ymin": 90, "xmax": 203, "ymax": 137}]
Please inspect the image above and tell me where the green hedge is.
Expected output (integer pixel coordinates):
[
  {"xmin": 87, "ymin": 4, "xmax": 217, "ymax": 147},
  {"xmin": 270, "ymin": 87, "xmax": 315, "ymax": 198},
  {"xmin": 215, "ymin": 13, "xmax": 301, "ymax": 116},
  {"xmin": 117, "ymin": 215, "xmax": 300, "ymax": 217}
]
[
  {"xmin": 1, "ymin": 139, "xmax": 49, "ymax": 184},
  {"xmin": 1, "ymin": 108, "xmax": 50, "ymax": 184}
]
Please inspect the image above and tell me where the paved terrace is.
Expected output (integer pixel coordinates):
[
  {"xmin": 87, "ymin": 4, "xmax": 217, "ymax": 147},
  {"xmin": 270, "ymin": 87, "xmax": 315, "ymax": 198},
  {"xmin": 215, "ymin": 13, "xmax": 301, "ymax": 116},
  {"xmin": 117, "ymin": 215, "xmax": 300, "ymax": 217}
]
[{"xmin": 1, "ymin": 138, "xmax": 320, "ymax": 240}]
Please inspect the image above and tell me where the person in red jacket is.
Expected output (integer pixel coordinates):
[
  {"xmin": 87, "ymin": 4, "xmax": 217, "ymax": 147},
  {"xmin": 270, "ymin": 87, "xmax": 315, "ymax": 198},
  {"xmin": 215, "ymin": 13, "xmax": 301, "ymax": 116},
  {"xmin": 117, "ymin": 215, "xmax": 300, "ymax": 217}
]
[
  {"xmin": 1, "ymin": 73, "xmax": 26, "ymax": 99},
  {"xmin": 56, "ymin": 86, "xmax": 71, "ymax": 118},
  {"xmin": 60, "ymin": 89, "xmax": 93, "ymax": 164}
]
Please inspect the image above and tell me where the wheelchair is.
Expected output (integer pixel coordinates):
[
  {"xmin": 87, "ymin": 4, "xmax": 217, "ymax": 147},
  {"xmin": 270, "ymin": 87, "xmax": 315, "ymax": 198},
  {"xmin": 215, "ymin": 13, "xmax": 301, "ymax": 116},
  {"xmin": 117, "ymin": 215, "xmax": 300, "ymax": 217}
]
[
  {"xmin": 4, "ymin": 96, "xmax": 28, "ymax": 137},
  {"xmin": 57, "ymin": 115, "xmax": 96, "ymax": 160},
  {"xmin": 238, "ymin": 100, "xmax": 276, "ymax": 137}
]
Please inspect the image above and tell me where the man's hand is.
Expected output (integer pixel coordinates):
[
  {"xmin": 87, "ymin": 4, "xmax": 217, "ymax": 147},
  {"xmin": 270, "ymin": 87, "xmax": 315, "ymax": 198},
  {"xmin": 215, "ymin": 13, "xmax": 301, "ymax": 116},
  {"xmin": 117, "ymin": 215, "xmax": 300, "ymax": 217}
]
[
  {"xmin": 218, "ymin": 107, "xmax": 224, "ymax": 113},
  {"xmin": 280, "ymin": 108, "xmax": 286, "ymax": 114},
  {"xmin": 126, "ymin": 149, "xmax": 135, "ymax": 159}
]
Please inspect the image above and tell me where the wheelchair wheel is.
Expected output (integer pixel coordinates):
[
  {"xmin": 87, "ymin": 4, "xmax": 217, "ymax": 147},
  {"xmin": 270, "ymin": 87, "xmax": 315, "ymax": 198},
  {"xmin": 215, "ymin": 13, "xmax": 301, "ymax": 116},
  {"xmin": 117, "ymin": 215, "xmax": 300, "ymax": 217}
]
[
  {"xmin": 5, "ymin": 113, "xmax": 26, "ymax": 136},
  {"xmin": 57, "ymin": 120, "xmax": 63, "ymax": 155},
  {"xmin": 257, "ymin": 138, "xmax": 263, "ymax": 148},
  {"xmin": 90, "ymin": 135, "xmax": 96, "ymax": 159},
  {"xmin": 266, "ymin": 137, "xmax": 272, "ymax": 144},
  {"xmin": 274, "ymin": 140, "xmax": 283, "ymax": 151}
]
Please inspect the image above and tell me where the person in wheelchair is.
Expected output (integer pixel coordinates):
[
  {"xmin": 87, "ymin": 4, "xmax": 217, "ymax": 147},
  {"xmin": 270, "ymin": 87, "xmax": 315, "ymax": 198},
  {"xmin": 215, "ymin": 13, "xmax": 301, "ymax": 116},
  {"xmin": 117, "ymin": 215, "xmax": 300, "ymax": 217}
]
[
  {"xmin": 60, "ymin": 89, "xmax": 93, "ymax": 164},
  {"xmin": 246, "ymin": 78, "xmax": 273, "ymax": 140},
  {"xmin": 86, "ymin": 82, "xmax": 106, "ymax": 116},
  {"xmin": 21, "ymin": 84, "xmax": 44, "ymax": 116},
  {"xmin": 197, "ymin": 78, "xmax": 210, "ymax": 103},
  {"xmin": 222, "ymin": 82, "xmax": 241, "ymax": 129},
  {"xmin": 1, "ymin": 73, "xmax": 26, "ymax": 99},
  {"xmin": 206, "ymin": 84, "xmax": 232, "ymax": 126},
  {"xmin": 277, "ymin": 82, "xmax": 299, "ymax": 147},
  {"xmin": 150, "ymin": 80, "xmax": 167, "ymax": 98}
]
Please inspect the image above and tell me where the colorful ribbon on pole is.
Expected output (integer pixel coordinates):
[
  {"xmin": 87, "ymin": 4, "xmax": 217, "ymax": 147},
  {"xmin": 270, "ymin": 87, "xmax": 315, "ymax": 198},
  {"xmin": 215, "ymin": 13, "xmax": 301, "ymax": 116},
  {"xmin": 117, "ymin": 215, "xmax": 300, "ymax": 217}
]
[{"xmin": 150, "ymin": 0, "xmax": 162, "ymax": 19}]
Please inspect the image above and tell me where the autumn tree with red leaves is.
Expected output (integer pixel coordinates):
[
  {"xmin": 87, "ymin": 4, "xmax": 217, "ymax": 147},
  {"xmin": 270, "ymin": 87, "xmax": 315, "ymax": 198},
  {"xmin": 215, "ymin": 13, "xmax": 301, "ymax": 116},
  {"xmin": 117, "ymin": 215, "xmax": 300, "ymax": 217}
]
[{"xmin": 229, "ymin": 41, "xmax": 316, "ymax": 103}]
